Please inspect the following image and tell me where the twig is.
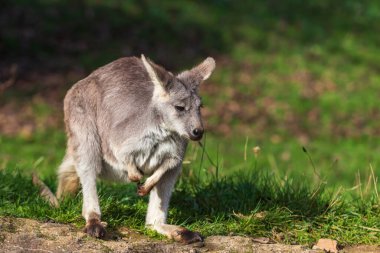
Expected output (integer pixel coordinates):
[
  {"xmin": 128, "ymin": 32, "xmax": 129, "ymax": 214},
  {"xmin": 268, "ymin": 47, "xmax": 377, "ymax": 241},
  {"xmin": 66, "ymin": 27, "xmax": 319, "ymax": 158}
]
[
  {"xmin": 302, "ymin": 146, "xmax": 322, "ymax": 180},
  {"xmin": 370, "ymin": 164, "xmax": 379, "ymax": 201},
  {"xmin": 244, "ymin": 136, "xmax": 248, "ymax": 161},
  {"xmin": 357, "ymin": 225, "xmax": 380, "ymax": 232},
  {"xmin": 10, "ymin": 246, "xmax": 54, "ymax": 253},
  {"xmin": 198, "ymin": 139, "xmax": 218, "ymax": 169}
]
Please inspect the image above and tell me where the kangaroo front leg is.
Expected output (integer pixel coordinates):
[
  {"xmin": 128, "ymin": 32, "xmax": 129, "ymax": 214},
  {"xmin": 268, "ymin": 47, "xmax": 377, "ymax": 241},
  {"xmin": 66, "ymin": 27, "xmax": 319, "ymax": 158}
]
[
  {"xmin": 137, "ymin": 158, "xmax": 178, "ymax": 196},
  {"xmin": 137, "ymin": 166, "xmax": 168, "ymax": 196},
  {"xmin": 145, "ymin": 167, "xmax": 203, "ymax": 244}
]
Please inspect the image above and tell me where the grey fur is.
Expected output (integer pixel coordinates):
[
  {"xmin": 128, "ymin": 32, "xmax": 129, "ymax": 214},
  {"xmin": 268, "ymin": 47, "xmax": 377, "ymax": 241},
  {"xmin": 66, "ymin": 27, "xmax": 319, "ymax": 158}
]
[{"xmin": 58, "ymin": 55, "xmax": 215, "ymax": 241}]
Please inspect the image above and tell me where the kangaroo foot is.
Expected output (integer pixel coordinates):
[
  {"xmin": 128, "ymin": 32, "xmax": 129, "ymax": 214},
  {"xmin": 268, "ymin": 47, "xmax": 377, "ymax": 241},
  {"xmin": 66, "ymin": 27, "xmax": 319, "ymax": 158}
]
[
  {"xmin": 83, "ymin": 216, "xmax": 106, "ymax": 238},
  {"xmin": 171, "ymin": 228, "xmax": 204, "ymax": 244}
]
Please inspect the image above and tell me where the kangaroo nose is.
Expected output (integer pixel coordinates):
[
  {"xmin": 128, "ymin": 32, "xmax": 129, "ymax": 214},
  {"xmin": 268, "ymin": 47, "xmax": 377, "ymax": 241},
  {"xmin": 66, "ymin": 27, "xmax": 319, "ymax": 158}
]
[{"xmin": 191, "ymin": 128, "xmax": 204, "ymax": 140}]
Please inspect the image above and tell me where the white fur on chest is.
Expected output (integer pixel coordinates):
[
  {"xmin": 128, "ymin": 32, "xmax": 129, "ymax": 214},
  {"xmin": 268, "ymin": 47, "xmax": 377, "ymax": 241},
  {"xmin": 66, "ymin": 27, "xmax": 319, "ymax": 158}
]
[
  {"xmin": 110, "ymin": 126, "xmax": 184, "ymax": 176},
  {"xmin": 133, "ymin": 128, "xmax": 183, "ymax": 174}
]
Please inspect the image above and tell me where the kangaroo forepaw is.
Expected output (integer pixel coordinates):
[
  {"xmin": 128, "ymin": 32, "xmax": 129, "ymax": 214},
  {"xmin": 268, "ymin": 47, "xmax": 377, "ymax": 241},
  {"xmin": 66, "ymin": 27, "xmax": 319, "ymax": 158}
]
[
  {"xmin": 171, "ymin": 228, "xmax": 204, "ymax": 244},
  {"xmin": 137, "ymin": 183, "xmax": 152, "ymax": 196},
  {"xmin": 83, "ymin": 218, "xmax": 106, "ymax": 238}
]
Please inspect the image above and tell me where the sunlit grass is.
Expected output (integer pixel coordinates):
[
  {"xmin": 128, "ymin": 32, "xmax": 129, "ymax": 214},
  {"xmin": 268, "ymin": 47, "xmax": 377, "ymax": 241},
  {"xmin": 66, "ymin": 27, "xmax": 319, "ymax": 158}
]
[
  {"xmin": 1, "ymin": 156, "xmax": 379, "ymax": 245},
  {"xmin": 1, "ymin": 131, "xmax": 380, "ymax": 244}
]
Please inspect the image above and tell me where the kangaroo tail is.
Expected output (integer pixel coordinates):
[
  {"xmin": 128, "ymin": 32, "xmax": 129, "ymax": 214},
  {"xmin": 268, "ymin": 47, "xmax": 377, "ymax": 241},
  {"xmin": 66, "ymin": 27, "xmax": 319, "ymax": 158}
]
[{"xmin": 32, "ymin": 172, "xmax": 59, "ymax": 208}]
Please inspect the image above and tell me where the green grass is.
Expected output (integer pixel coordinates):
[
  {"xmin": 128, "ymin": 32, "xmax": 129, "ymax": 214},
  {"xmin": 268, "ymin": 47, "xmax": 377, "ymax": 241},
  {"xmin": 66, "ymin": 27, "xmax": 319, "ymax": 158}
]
[
  {"xmin": 1, "ymin": 131, "xmax": 380, "ymax": 245},
  {"xmin": 0, "ymin": 159, "xmax": 379, "ymax": 245}
]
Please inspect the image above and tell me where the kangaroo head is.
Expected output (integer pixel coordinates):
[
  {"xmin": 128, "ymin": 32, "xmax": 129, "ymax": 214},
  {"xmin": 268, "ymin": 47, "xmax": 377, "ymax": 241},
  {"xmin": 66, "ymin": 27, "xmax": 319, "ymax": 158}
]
[{"xmin": 141, "ymin": 55, "xmax": 215, "ymax": 141}]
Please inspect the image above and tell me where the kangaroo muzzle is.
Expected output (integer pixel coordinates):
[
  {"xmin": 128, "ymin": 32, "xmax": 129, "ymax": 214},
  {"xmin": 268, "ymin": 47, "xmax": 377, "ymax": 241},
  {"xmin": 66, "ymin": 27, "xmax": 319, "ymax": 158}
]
[{"xmin": 189, "ymin": 127, "xmax": 204, "ymax": 141}]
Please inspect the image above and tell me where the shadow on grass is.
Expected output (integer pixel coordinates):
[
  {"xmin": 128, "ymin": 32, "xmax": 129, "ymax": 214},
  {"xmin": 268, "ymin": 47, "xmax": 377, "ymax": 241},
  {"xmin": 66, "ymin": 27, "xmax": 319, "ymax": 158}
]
[
  {"xmin": 1, "ymin": 0, "xmax": 228, "ymax": 71},
  {"xmin": 2, "ymin": 0, "xmax": 379, "ymax": 72},
  {"xmin": 172, "ymin": 169, "xmax": 334, "ymax": 220}
]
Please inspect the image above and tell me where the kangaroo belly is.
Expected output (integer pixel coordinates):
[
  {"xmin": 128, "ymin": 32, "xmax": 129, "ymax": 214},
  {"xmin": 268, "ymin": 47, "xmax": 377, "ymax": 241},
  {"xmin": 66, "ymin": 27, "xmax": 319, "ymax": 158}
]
[{"xmin": 99, "ymin": 160, "xmax": 130, "ymax": 182}]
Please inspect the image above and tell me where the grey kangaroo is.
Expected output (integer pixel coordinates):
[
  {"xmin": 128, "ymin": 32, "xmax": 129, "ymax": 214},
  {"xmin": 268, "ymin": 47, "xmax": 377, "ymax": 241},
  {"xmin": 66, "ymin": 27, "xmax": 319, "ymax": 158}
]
[{"xmin": 56, "ymin": 55, "xmax": 215, "ymax": 243}]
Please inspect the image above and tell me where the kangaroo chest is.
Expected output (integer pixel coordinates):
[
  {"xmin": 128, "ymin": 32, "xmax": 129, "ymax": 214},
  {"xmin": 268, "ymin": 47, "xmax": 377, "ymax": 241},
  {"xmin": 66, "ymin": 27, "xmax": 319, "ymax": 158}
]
[
  {"xmin": 102, "ymin": 128, "xmax": 185, "ymax": 182},
  {"xmin": 131, "ymin": 131, "xmax": 184, "ymax": 175}
]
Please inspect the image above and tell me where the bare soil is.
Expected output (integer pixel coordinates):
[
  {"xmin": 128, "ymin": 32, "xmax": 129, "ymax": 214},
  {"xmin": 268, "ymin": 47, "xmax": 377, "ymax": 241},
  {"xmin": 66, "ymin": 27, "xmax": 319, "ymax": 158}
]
[{"xmin": 1, "ymin": 217, "xmax": 378, "ymax": 253}]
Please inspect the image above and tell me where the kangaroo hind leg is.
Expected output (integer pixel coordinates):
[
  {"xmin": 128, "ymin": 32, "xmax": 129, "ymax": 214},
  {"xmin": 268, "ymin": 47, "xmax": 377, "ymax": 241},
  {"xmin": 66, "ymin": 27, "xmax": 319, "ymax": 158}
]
[{"xmin": 57, "ymin": 153, "xmax": 80, "ymax": 199}]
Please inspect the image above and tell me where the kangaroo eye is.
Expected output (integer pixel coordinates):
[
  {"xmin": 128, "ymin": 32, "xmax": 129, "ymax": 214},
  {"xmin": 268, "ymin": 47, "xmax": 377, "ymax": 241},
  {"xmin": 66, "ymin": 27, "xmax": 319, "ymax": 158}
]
[{"xmin": 175, "ymin": 105, "xmax": 185, "ymax": 112}]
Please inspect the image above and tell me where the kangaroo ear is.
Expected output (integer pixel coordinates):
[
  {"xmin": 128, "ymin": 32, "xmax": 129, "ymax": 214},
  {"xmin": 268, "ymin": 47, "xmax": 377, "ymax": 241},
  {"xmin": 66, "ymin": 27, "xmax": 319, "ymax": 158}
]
[
  {"xmin": 177, "ymin": 57, "xmax": 216, "ymax": 89},
  {"xmin": 141, "ymin": 54, "xmax": 172, "ymax": 90}
]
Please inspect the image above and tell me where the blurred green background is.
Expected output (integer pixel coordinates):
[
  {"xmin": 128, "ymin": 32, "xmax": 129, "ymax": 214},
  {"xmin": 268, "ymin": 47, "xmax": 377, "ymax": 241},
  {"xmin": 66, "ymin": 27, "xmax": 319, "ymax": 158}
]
[{"xmin": 1, "ymin": 0, "xmax": 380, "ymax": 189}]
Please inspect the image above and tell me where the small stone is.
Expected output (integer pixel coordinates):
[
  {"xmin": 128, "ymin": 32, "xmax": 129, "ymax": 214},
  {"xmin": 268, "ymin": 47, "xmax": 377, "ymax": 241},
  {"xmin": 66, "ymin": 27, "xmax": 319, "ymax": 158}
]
[
  {"xmin": 252, "ymin": 237, "xmax": 271, "ymax": 244},
  {"xmin": 313, "ymin": 238, "xmax": 338, "ymax": 253}
]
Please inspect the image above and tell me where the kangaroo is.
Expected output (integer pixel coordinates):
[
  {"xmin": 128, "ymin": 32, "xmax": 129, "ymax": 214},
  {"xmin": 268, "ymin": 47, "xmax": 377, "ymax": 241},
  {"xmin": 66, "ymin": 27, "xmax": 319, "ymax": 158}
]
[{"xmin": 56, "ymin": 55, "xmax": 215, "ymax": 243}]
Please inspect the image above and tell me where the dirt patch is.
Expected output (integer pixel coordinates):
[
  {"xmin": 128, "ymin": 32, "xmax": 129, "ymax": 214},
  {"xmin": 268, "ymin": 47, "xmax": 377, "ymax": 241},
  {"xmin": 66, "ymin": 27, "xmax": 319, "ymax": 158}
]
[
  {"xmin": 1, "ymin": 217, "xmax": 378, "ymax": 253},
  {"xmin": 341, "ymin": 246, "xmax": 380, "ymax": 253}
]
